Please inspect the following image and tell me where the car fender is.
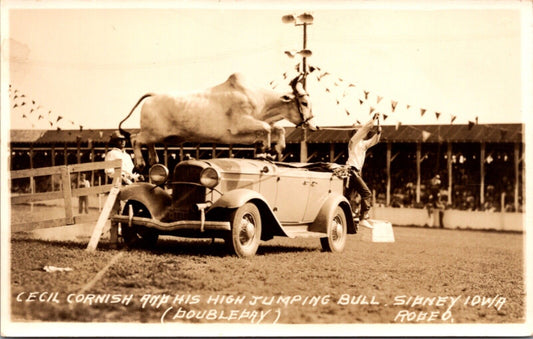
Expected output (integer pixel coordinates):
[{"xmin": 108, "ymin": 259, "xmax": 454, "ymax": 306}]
[
  {"xmin": 208, "ymin": 188, "xmax": 288, "ymax": 240},
  {"xmin": 308, "ymin": 193, "xmax": 354, "ymax": 234},
  {"xmin": 118, "ymin": 182, "xmax": 172, "ymax": 219}
]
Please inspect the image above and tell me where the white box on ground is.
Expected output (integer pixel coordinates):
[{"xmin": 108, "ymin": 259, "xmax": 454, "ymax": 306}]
[{"xmin": 360, "ymin": 219, "xmax": 395, "ymax": 243}]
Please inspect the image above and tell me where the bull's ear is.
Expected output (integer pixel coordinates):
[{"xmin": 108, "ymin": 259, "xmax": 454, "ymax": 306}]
[{"xmin": 281, "ymin": 94, "xmax": 294, "ymax": 102}]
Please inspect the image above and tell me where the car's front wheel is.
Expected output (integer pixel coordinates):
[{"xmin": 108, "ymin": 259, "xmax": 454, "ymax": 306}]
[
  {"xmin": 121, "ymin": 201, "xmax": 159, "ymax": 248},
  {"xmin": 320, "ymin": 205, "xmax": 347, "ymax": 252},
  {"xmin": 225, "ymin": 203, "xmax": 262, "ymax": 258}
]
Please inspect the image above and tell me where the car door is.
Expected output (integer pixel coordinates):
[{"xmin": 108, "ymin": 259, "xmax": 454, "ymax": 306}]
[
  {"xmin": 302, "ymin": 171, "xmax": 335, "ymax": 223},
  {"xmin": 273, "ymin": 168, "xmax": 310, "ymax": 224}
]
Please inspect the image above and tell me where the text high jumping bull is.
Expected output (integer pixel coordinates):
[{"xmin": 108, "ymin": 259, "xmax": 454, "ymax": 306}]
[{"xmin": 118, "ymin": 73, "xmax": 317, "ymax": 169}]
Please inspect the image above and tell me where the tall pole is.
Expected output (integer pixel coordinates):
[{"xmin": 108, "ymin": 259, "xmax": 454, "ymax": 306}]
[
  {"xmin": 283, "ymin": 13, "xmax": 313, "ymax": 163},
  {"xmin": 299, "ymin": 22, "xmax": 309, "ymax": 162}
]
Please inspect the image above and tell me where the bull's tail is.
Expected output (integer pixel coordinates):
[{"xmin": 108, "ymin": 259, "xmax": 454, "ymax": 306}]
[{"xmin": 118, "ymin": 93, "xmax": 154, "ymax": 140}]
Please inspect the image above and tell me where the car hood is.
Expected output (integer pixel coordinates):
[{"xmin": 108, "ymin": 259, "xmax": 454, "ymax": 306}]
[{"xmin": 202, "ymin": 158, "xmax": 275, "ymax": 174}]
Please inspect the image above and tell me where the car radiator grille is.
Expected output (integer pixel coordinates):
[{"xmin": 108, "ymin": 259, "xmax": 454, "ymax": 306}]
[{"xmin": 162, "ymin": 164, "xmax": 206, "ymax": 222}]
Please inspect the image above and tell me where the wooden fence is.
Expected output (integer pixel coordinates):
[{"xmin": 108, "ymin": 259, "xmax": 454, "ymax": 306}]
[{"xmin": 10, "ymin": 160, "xmax": 122, "ymax": 232}]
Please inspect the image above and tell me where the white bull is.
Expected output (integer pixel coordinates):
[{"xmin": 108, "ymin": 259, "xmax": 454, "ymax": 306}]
[{"xmin": 119, "ymin": 73, "xmax": 316, "ymax": 169}]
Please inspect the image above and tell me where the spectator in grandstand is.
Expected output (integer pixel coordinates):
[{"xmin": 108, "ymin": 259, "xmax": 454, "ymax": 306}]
[
  {"xmin": 429, "ymin": 174, "xmax": 442, "ymax": 208},
  {"xmin": 105, "ymin": 131, "xmax": 141, "ymax": 185},
  {"xmin": 344, "ymin": 113, "xmax": 382, "ymax": 224},
  {"xmin": 78, "ymin": 173, "xmax": 90, "ymax": 214}
]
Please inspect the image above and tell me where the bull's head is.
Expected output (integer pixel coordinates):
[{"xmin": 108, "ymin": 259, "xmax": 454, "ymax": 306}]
[{"xmin": 282, "ymin": 75, "xmax": 317, "ymax": 130}]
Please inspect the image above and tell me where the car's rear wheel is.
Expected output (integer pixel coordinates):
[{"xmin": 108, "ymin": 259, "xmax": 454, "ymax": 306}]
[
  {"xmin": 320, "ymin": 205, "xmax": 347, "ymax": 252},
  {"xmin": 225, "ymin": 203, "xmax": 262, "ymax": 258},
  {"xmin": 121, "ymin": 201, "xmax": 159, "ymax": 248}
]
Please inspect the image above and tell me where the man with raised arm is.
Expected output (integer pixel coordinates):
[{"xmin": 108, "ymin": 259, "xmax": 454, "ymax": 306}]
[{"xmin": 345, "ymin": 113, "xmax": 382, "ymax": 225}]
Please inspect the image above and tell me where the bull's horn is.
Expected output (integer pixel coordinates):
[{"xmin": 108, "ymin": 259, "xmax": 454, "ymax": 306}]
[
  {"xmin": 289, "ymin": 75, "xmax": 300, "ymax": 89},
  {"xmin": 294, "ymin": 82, "xmax": 305, "ymax": 94}
]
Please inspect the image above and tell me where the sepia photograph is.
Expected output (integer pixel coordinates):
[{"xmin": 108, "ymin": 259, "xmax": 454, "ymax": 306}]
[{"xmin": 1, "ymin": 0, "xmax": 532, "ymax": 336}]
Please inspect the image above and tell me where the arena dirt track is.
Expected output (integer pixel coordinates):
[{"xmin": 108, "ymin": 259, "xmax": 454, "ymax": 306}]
[{"xmin": 9, "ymin": 219, "xmax": 524, "ymax": 325}]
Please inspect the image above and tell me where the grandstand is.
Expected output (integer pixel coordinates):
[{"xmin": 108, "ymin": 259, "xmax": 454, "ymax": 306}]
[{"xmin": 10, "ymin": 123, "xmax": 523, "ymax": 214}]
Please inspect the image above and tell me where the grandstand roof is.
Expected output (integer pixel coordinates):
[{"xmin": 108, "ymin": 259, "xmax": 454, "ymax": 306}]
[
  {"xmin": 10, "ymin": 123, "xmax": 523, "ymax": 145},
  {"xmin": 285, "ymin": 123, "xmax": 523, "ymax": 144}
]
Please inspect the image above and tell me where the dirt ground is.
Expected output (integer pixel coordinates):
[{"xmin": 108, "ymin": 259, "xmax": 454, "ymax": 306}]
[{"xmin": 7, "ymin": 201, "xmax": 525, "ymax": 333}]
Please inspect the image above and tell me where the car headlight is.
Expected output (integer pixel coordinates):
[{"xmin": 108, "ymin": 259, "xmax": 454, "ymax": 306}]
[
  {"xmin": 149, "ymin": 164, "xmax": 169, "ymax": 185},
  {"xmin": 200, "ymin": 167, "xmax": 219, "ymax": 189}
]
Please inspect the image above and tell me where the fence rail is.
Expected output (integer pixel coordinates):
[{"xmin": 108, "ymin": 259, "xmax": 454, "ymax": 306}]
[{"xmin": 10, "ymin": 160, "xmax": 122, "ymax": 231}]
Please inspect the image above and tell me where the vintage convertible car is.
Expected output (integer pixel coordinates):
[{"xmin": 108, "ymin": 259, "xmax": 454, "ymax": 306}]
[{"xmin": 111, "ymin": 158, "xmax": 356, "ymax": 257}]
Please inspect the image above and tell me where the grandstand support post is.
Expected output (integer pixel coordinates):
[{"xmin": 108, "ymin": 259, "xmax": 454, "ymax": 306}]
[
  {"xmin": 90, "ymin": 145, "xmax": 95, "ymax": 187},
  {"xmin": 300, "ymin": 130, "xmax": 308, "ymax": 163},
  {"xmin": 480, "ymin": 142, "xmax": 485, "ymax": 206},
  {"xmin": 164, "ymin": 145, "xmax": 168, "ymax": 167},
  {"xmin": 386, "ymin": 142, "xmax": 391, "ymax": 206},
  {"xmin": 416, "ymin": 142, "xmax": 421, "ymax": 204},
  {"xmin": 64, "ymin": 142, "xmax": 68, "ymax": 166},
  {"xmin": 514, "ymin": 142, "xmax": 519, "ymax": 211},
  {"xmin": 76, "ymin": 138, "xmax": 81, "ymax": 164},
  {"xmin": 51, "ymin": 145, "xmax": 56, "ymax": 190},
  {"xmin": 447, "ymin": 142, "xmax": 452, "ymax": 205},
  {"xmin": 329, "ymin": 143, "xmax": 335, "ymax": 162},
  {"xmin": 30, "ymin": 144, "xmax": 34, "ymax": 212}
]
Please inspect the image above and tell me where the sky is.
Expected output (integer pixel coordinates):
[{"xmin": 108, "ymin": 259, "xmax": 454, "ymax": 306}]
[{"xmin": 2, "ymin": 1, "xmax": 532, "ymax": 131}]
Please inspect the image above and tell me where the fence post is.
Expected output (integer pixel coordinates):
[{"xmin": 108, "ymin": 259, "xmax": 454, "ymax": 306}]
[
  {"xmin": 87, "ymin": 160, "xmax": 122, "ymax": 251},
  {"xmin": 60, "ymin": 166, "xmax": 74, "ymax": 225}
]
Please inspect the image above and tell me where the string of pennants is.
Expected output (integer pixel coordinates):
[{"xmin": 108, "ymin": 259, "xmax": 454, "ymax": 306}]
[
  {"xmin": 9, "ymin": 84, "xmax": 88, "ymax": 135},
  {"xmin": 269, "ymin": 63, "xmax": 518, "ymax": 142}
]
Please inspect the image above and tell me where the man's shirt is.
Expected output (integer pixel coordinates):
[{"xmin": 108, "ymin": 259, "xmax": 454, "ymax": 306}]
[
  {"xmin": 346, "ymin": 119, "xmax": 380, "ymax": 171},
  {"xmin": 104, "ymin": 148, "xmax": 135, "ymax": 178}
]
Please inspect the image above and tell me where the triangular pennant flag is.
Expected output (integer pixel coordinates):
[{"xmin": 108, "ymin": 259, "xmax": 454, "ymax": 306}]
[
  {"xmin": 56, "ymin": 116, "xmax": 63, "ymax": 122},
  {"xmin": 369, "ymin": 106, "xmax": 376, "ymax": 115},
  {"xmin": 364, "ymin": 91, "xmax": 370, "ymax": 100},
  {"xmin": 391, "ymin": 100, "xmax": 398, "ymax": 112},
  {"xmin": 435, "ymin": 112, "xmax": 441, "ymax": 120},
  {"xmin": 468, "ymin": 121, "xmax": 475, "ymax": 130},
  {"xmin": 451, "ymin": 115, "xmax": 457, "ymax": 124},
  {"xmin": 422, "ymin": 130, "xmax": 431, "ymax": 142},
  {"xmin": 395, "ymin": 121, "xmax": 401, "ymax": 131},
  {"xmin": 356, "ymin": 120, "xmax": 361, "ymax": 125},
  {"xmin": 345, "ymin": 109, "xmax": 350, "ymax": 116},
  {"xmin": 383, "ymin": 114, "xmax": 388, "ymax": 121},
  {"xmin": 420, "ymin": 108, "xmax": 426, "ymax": 117},
  {"xmin": 377, "ymin": 95, "xmax": 383, "ymax": 104},
  {"xmin": 359, "ymin": 99, "xmax": 363, "ymax": 105}
]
